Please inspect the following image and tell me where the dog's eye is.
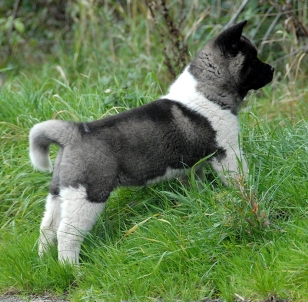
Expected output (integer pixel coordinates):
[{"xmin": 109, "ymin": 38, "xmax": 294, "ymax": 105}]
[{"xmin": 240, "ymin": 60, "xmax": 252, "ymax": 75}]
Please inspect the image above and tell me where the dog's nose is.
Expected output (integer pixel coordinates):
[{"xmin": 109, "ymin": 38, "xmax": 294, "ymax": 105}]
[{"xmin": 270, "ymin": 66, "xmax": 275, "ymax": 73}]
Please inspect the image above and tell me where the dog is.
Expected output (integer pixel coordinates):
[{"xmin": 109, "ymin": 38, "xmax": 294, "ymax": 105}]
[{"xmin": 29, "ymin": 20, "xmax": 274, "ymax": 264}]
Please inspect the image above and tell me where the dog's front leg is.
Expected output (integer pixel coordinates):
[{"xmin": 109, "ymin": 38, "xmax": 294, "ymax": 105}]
[{"xmin": 209, "ymin": 148, "xmax": 248, "ymax": 188}]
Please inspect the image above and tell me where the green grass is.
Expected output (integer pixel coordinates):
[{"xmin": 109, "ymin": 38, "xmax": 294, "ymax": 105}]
[{"xmin": 1, "ymin": 3, "xmax": 308, "ymax": 301}]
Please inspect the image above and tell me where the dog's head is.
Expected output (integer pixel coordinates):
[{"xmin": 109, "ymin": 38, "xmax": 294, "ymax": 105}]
[{"xmin": 189, "ymin": 20, "xmax": 274, "ymax": 113}]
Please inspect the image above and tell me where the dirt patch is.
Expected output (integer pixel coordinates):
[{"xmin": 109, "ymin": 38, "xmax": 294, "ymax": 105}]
[
  {"xmin": 0, "ymin": 295, "xmax": 67, "ymax": 302},
  {"xmin": 0, "ymin": 295, "xmax": 289, "ymax": 302}
]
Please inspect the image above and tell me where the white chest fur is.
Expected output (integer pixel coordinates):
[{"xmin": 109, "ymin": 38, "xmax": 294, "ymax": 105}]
[{"xmin": 162, "ymin": 67, "xmax": 247, "ymax": 184}]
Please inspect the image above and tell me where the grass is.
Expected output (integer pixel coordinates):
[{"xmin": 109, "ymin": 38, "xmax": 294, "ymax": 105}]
[{"xmin": 1, "ymin": 1, "xmax": 308, "ymax": 301}]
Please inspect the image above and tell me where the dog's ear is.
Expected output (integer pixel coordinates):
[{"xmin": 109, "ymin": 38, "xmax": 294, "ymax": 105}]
[{"xmin": 214, "ymin": 20, "xmax": 247, "ymax": 55}]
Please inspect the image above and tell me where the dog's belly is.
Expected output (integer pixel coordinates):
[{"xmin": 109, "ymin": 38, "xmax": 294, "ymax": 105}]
[
  {"xmin": 145, "ymin": 166, "xmax": 187, "ymax": 185},
  {"xmin": 116, "ymin": 166, "xmax": 188, "ymax": 187}
]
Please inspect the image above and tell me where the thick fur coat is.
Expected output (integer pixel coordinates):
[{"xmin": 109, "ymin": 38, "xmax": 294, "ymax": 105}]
[{"xmin": 29, "ymin": 21, "xmax": 274, "ymax": 263}]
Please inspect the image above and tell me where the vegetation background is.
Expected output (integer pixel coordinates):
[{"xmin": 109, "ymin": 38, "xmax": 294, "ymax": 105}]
[{"xmin": 0, "ymin": 0, "xmax": 308, "ymax": 301}]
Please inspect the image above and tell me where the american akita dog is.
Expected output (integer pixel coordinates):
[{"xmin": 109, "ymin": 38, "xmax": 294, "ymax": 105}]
[{"xmin": 29, "ymin": 20, "xmax": 274, "ymax": 264}]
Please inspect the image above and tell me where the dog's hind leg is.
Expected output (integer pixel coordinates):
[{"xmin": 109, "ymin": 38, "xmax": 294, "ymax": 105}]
[
  {"xmin": 38, "ymin": 148, "xmax": 64, "ymax": 258},
  {"xmin": 57, "ymin": 185, "xmax": 106, "ymax": 264},
  {"xmin": 39, "ymin": 193, "xmax": 62, "ymax": 257}
]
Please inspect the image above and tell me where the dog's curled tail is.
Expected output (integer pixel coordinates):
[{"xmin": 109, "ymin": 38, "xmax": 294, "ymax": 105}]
[{"xmin": 29, "ymin": 120, "xmax": 76, "ymax": 172}]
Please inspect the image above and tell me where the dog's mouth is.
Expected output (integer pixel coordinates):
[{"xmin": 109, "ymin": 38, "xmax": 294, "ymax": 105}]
[
  {"xmin": 262, "ymin": 65, "xmax": 275, "ymax": 85},
  {"xmin": 252, "ymin": 64, "xmax": 275, "ymax": 90}
]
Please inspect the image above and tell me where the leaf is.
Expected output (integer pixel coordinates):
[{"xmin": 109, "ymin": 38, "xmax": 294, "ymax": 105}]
[
  {"xmin": 14, "ymin": 19, "xmax": 25, "ymax": 34},
  {"xmin": 124, "ymin": 216, "xmax": 152, "ymax": 237}
]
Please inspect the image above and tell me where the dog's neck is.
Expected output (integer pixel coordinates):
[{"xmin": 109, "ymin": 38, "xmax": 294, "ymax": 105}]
[{"xmin": 164, "ymin": 66, "xmax": 244, "ymax": 116}]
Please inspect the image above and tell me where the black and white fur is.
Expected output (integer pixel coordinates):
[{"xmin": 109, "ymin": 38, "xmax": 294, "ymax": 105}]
[{"xmin": 29, "ymin": 21, "xmax": 274, "ymax": 264}]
